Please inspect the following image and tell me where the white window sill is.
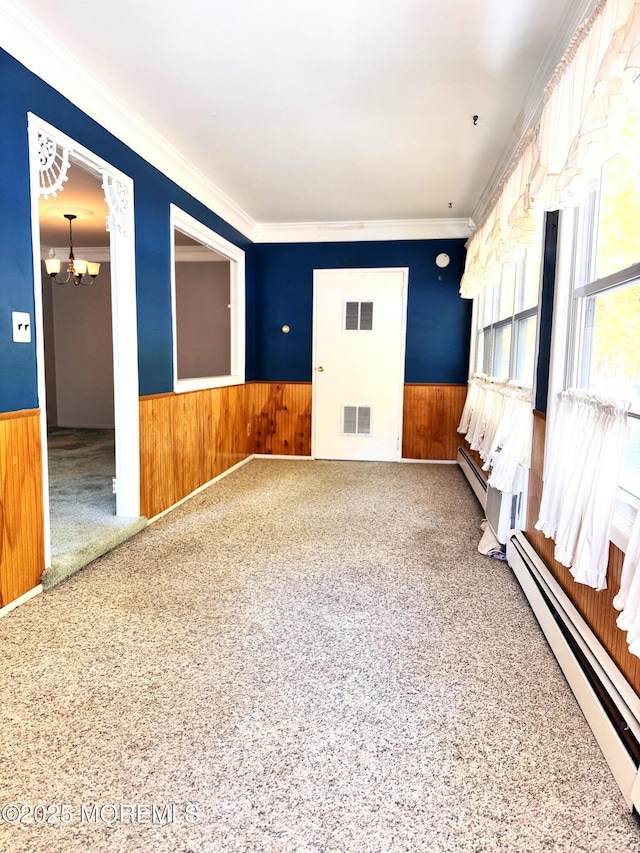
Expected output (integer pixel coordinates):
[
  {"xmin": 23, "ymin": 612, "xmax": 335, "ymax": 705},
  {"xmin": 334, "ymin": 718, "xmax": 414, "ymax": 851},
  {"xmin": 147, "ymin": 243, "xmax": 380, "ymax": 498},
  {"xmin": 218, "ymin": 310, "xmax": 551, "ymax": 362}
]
[
  {"xmin": 175, "ymin": 374, "xmax": 245, "ymax": 393},
  {"xmin": 610, "ymin": 492, "xmax": 640, "ymax": 554}
]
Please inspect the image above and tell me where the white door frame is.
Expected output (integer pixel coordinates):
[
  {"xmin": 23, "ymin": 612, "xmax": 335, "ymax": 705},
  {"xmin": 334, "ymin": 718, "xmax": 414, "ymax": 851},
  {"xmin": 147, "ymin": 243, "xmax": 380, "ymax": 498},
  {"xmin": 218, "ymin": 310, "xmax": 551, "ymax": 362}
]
[
  {"xmin": 311, "ymin": 267, "xmax": 408, "ymax": 462},
  {"xmin": 28, "ymin": 114, "xmax": 140, "ymax": 568}
]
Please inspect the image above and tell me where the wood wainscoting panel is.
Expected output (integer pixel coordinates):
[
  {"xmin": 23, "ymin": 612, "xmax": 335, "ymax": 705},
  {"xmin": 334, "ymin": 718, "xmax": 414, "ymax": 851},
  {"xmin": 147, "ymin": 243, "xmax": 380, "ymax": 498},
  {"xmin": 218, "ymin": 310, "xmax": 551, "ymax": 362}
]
[
  {"xmin": 249, "ymin": 382, "xmax": 312, "ymax": 456},
  {"xmin": 526, "ymin": 410, "xmax": 640, "ymax": 692},
  {"xmin": 139, "ymin": 380, "xmax": 466, "ymax": 518},
  {"xmin": 139, "ymin": 385, "xmax": 250, "ymax": 519},
  {"xmin": 527, "ymin": 409, "xmax": 545, "ymax": 531},
  {"xmin": 402, "ymin": 384, "xmax": 467, "ymax": 460},
  {"xmin": 0, "ymin": 410, "xmax": 45, "ymax": 607}
]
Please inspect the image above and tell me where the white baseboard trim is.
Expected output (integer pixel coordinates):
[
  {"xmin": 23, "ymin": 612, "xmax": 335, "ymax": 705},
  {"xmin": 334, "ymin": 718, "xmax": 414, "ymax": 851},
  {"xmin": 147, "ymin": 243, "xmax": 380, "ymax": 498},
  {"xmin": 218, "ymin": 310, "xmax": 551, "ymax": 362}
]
[
  {"xmin": 400, "ymin": 458, "xmax": 457, "ymax": 464},
  {"xmin": 0, "ymin": 584, "xmax": 43, "ymax": 619},
  {"xmin": 255, "ymin": 455, "xmax": 457, "ymax": 464},
  {"xmin": 253, "ymin": 454, "xmax": 313, "ymax": 460},
  {"xmin": 147, "ymin": 455, "xmax": 254, "ymax": 524},
  {"xmin": 507, "ymin": 531, "xmax": 640, "ymax": 810}
]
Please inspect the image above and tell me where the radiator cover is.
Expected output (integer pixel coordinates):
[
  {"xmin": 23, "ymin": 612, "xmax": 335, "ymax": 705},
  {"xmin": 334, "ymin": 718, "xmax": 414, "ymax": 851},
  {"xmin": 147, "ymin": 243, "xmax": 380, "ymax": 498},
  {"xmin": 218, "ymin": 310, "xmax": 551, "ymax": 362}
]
[{"xmin": 457, "ymin": 446, "xmax": 527, "ymax": 544}]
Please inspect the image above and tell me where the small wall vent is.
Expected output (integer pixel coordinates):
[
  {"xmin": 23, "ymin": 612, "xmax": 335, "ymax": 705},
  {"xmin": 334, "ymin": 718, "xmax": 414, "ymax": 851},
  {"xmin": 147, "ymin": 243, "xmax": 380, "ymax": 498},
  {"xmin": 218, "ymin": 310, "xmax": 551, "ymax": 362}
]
[{"xmin": 343, "ymin": 406, "xmax": 372, "ymax": 435}]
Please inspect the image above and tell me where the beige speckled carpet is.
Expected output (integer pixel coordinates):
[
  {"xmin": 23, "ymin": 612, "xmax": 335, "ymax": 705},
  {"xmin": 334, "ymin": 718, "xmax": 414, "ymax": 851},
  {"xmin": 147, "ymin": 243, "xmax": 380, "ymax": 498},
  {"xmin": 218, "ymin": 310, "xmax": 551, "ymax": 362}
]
[{"xmin": 1, "ymin": 459, "xmax": 639, "ymax": 852}]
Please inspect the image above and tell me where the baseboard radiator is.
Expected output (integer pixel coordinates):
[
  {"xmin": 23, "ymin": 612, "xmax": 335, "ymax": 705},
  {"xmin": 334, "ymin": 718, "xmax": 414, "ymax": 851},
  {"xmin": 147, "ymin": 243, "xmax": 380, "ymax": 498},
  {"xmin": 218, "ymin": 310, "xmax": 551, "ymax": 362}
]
[
  {"xmin": 458, "ymin": 444, "xmax": 640, "ymax": 809},
  {"xmin": 457, "ymin": 445, "xmax": 487, "ymax": 507},
  {"xmin": 507, "ymin": 532, "xmax": 640, "ymax": 811},
  {"xmin": 456, "ymin": 445, "xmax": 526, "ymax": 544}
]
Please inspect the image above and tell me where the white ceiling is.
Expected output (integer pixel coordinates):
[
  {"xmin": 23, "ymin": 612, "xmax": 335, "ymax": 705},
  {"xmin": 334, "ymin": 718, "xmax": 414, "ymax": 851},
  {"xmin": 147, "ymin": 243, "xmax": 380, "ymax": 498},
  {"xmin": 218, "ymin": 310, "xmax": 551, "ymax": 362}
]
[{"xmin": 6, "ymin": 0, "xmax": 595, "ymax": 238}]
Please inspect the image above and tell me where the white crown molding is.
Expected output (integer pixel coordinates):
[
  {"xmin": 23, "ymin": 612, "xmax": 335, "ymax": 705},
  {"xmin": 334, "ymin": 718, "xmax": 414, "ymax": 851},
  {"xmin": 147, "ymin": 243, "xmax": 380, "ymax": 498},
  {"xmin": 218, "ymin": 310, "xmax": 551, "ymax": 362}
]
[
  {"xmin": 0, "ymin": 0, "xmax": 257, "ymax": 241},
  {"xmin": 253, "ymin": 218, "xmax": 473, "ymax": 243},
  {"xmin": 41, "ymin": 244, "xmax": 227, "ymax": 263},
  {"xmin": 174, "ymin": 245, "xmax": 229, "ymax": 262},
  {"xmin": 41, "ymin": 245, "xmax": 111, "ymax": 262},
  {"xmin": 470, "ymin": 0, "xmax": 599, "ymax": 227}
]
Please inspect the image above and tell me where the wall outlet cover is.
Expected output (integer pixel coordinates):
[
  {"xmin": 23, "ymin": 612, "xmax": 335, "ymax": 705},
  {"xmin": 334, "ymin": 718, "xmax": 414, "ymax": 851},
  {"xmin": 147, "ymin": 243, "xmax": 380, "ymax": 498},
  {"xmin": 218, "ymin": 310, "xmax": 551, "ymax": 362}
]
[{"xmin": 12, "ymin": 312, "xmax": 31, "ymax": 343}]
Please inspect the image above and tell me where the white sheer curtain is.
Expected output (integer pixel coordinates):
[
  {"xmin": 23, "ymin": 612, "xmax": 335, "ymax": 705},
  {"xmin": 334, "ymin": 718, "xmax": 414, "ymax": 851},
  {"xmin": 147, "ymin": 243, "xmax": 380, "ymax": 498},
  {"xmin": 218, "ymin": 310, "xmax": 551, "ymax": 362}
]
[
  {"xmin": 486, "ymin": 384, "xmax": 533, "ymax": 493},
  {"xmin": 458, "ymin": 376, "xmax": 533, "ymax": 493},
  {"xmin": 535, "ymin": 390, "xmax": 630, "ymax": 590},
  {"xmin": 613, "ymin": 511, "xmax": 640, "ymax": 656},
  {"xmin": 458, "ymin": 375, "xmax": 507, "ymax": 461}
]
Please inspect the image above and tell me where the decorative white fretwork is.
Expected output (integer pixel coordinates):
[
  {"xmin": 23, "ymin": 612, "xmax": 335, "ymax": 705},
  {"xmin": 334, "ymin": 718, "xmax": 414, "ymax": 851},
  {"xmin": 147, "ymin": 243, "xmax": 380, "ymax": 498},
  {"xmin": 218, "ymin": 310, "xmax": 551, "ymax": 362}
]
[
  {"xmin": 102, "ymin": 174, "xmax": 131, "ymax": 237},
  {"xmin": 37, "ymin": 133, "xmax": 71, "ymax": 199}
]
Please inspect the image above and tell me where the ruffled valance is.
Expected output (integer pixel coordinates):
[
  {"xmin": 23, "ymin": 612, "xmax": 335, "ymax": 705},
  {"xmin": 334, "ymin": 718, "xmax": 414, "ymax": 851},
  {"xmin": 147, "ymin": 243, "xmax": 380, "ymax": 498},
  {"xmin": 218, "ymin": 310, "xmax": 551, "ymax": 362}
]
[
  {"xmin": 460, "ymin": 137, "xmax": 537, "ymax": 298},
  {"xmin": 460, "ymin": 0, "xmax": 640, "ymax": 299}
]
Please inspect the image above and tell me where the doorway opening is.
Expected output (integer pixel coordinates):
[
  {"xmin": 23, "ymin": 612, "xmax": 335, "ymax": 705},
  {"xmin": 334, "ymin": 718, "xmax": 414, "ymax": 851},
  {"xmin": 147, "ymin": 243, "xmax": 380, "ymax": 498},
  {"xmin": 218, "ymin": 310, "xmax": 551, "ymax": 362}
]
[{"xmin": 29, "ymin": 116, "xmax": 143, "ymax": 588}]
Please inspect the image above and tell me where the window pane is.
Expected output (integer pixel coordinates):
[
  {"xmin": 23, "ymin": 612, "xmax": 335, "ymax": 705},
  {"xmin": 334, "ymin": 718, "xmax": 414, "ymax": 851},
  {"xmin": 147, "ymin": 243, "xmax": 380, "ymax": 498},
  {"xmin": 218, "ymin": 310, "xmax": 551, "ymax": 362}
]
[
  {"xmin": 493, "ymin": 324, "xmax": 511, "ymax": 378},
  {"xmin": 595, "ymin": 111, "xmax": 640, "ymax": 281},
  {"xmin": 171, "ymin": 205, "xmax": 246, "ymax": 391},
  {"xmin": 620, "ymin": 418, "xmax": 640, "ymax": 500},
  {"xmin": 497, "ymin": 265, "xmax": 515, "ymax": 321},
  {"xmin": 514, "ymin": 315, "xmax": 537, "ymax": 383},
  {"xmin": 482, "ymin": 282, "xmax": 494, "ymax": 327},
  {"xmin": 518, "ymin": 228, "xmax": 543, "ymax": 312},
  {"xmin": 482, "ymin": 329, "xmax": 492, "ymax": 374},
  {"xmin": 582, "ymin": 282, "xmax": 640, "ymax": 399},
  {"xmin": 174, "ymin": 236, "xmax": 232, "ymax": 381},
  {"xmin": 475, "ymin": 292, "xmax": 484, "ymax": 332},
  {"xmin": 475, "ymin": 328, "xmax": 484, "ymax": 374}
]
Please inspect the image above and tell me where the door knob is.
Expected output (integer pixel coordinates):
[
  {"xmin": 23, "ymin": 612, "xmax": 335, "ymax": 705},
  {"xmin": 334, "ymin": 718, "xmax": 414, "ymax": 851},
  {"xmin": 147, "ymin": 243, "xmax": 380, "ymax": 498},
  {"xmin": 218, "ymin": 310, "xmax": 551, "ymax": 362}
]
[{"xmin": 317, "ymin": 365, "xmax": 325, "ymax": 372}]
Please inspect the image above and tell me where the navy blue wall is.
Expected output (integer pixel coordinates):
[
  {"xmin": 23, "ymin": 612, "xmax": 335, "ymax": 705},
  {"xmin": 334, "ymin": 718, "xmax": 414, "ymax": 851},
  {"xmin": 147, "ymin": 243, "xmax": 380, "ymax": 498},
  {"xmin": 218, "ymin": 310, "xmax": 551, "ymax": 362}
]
[
  {"xmin": 0, "ymin": 48, "xmax": 254, "ymax": 410},
  {"xmin": 251, "ymin": 240, "xmax": 471, "ymax": 383},
  {"xmin": 0, "ymin": 48, "xmax": 470, "ymax": 413}
]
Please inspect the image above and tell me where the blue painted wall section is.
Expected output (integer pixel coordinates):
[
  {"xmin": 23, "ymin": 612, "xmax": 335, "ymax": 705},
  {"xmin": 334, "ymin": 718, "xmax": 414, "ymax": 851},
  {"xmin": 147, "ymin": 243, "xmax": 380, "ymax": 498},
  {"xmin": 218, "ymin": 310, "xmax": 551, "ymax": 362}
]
[
  {"xmin": 0, "ymin": 54, "xmax": 39, "ymax": 411},
  {"xmin": 0, "ymin": 48, "xmax": 253, "ymax": 408},
  {"xmin": 251, "ymin": 240, "xmax": 470, "ymax": 383}
]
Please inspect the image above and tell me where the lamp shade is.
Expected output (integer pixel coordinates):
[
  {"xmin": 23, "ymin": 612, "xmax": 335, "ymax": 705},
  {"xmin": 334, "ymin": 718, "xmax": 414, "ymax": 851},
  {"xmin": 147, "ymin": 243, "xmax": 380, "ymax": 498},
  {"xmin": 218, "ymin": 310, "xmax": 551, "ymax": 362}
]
[{"xmin": 45, "ymin": 258, "xmax": 61, "ymax": 275}]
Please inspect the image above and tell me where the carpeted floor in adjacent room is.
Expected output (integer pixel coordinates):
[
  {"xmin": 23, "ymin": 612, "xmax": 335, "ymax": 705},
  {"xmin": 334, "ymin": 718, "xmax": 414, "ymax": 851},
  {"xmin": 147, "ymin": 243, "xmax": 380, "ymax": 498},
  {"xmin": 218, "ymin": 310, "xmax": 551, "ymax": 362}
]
[
  {"xmin": 45, "ymin": 428, "xmax": 146, "ymax": 589},
  {"xmin": 1, "ymin": 459, "xmax": 639, "ymax": 853}
]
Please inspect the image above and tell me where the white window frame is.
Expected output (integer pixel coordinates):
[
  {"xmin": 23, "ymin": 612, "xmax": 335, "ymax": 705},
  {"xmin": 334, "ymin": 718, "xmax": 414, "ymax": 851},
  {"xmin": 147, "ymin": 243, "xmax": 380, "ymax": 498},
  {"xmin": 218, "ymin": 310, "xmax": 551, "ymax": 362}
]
[
  {"xmin": 170, "ymin": 205, "xmax": 245, "ymax": 393},
  {"xmin": 472, "ymin": 246, "xmax": 542, "ymax": 385},
  {"xmin": 552, "ymin": 197, "xmax": 640, "ymax": 553}
]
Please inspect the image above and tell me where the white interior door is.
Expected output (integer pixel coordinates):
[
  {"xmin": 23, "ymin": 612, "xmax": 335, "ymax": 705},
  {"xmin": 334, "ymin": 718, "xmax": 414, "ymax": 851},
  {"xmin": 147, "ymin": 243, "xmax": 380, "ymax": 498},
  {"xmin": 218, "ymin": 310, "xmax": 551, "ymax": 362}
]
[{"xmin": 312, "ymin": 268, "xmax": 408, "ymax": 461}]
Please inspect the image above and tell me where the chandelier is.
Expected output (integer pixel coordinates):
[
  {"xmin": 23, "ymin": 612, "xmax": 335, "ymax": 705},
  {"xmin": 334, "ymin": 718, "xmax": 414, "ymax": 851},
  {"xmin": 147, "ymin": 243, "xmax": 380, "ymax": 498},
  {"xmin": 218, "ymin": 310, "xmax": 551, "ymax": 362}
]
[{"xmin": 45, "ymin": 213, "xmax": 100, "ymax": 286}]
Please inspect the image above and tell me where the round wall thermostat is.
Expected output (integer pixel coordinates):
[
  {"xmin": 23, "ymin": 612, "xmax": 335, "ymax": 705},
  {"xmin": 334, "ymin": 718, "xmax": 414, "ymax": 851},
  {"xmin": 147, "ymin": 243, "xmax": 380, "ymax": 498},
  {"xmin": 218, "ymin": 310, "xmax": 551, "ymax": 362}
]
[{"xmin": 435, "ymin": 253, "xmax": 450, "ymax": 268}]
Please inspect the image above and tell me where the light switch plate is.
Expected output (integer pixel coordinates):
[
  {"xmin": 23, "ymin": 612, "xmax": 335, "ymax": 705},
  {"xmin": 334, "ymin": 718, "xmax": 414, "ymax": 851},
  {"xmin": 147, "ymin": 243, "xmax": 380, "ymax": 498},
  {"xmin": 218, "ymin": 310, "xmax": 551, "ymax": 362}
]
[{"xmin": 12, "ymin": 312, "xmax": 31, "ymax": 343}]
